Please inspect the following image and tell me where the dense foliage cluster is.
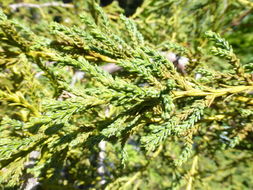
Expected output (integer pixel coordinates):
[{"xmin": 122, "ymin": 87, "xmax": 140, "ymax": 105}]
[{"xmin": 0, "ymin": 0, "xmax": 252, "ymax": 189}]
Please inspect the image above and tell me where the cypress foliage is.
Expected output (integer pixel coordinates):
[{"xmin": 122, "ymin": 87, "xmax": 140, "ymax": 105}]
[{"xmin": 0, "ymin": 0, "xmax": 252, "ymax": 189}]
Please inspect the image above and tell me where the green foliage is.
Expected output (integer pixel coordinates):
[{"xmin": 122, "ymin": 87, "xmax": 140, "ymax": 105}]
[{"xmin": 0, "ymin": 0, "xmax": 252, "ymax": 189}]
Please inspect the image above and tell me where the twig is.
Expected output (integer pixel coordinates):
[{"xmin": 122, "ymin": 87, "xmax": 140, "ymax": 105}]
[
  {"xmin": 222, "ymin": 8, "xmax": 252, "ymax": 35},
  {"xmin": 9, "ymin": 2, "xmax": 74, "ymax": 11},
  {"xmin": 231, "ymin": 9, "xmax": 252, "ymax": 27},
  {"xmin": 101, "ymin": 63, "xmax": 122, "ymax": 73},
  {"xmin": 186, "ymin": 156, "xmax": 198, "ymax": 190}
]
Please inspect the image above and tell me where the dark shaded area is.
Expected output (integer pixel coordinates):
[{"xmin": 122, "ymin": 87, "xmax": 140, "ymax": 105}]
[
  {"xmin": 62, "ymin": 0, "xmax": 144, "ymax": 16},
  {"xmin": 62, "ymin": 0, "xmax": 73, "ymax": 3},
  {"xmin": 117, "ymin": 0, "xmax": 143, "ymax": 16},
  {"xmin": 100, "ymin": 0, "xmax": 114, "ymax": 7},
  {"xmin": 101, "ymin": 0, "xmax": 144, "ymax": 16}
]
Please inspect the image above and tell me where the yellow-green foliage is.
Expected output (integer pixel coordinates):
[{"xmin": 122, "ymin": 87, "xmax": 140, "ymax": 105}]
[{"xmin": 0, "ymin": 0, "xmax": 252, "ymax": 189}]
